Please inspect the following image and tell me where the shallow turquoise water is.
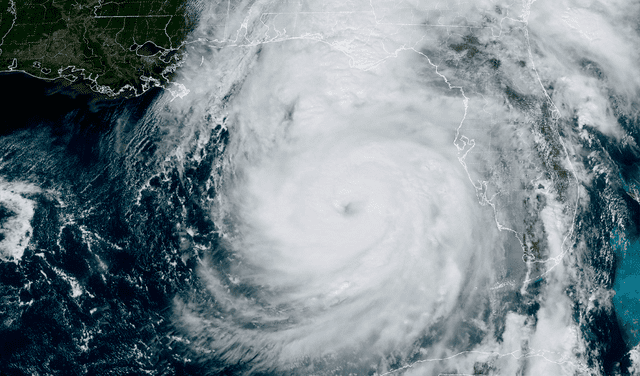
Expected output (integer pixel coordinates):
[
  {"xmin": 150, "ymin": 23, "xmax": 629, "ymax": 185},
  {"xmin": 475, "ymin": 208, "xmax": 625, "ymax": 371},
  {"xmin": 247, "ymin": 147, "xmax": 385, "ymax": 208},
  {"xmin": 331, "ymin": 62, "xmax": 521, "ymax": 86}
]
[{"xmin": 612, "ymin": 231, "xmax": 640, "ymax": 346}]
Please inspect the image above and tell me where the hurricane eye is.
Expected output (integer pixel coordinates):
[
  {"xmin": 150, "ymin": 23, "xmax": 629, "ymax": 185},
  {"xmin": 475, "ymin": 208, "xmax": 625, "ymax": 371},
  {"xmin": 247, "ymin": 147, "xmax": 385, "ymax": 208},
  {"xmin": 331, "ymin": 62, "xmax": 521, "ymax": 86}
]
[{"xmin": 339, "ymin": 201, "xmax": 361, "ymax": 216}]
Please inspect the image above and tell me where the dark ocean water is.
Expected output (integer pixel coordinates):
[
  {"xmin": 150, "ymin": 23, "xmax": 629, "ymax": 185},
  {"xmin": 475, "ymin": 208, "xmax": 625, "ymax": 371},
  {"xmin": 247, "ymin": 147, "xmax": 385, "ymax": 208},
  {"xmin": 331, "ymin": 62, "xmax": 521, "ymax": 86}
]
[{"xmin": 0, "ymin": 73, "xmax": 210, "ymax": 375}]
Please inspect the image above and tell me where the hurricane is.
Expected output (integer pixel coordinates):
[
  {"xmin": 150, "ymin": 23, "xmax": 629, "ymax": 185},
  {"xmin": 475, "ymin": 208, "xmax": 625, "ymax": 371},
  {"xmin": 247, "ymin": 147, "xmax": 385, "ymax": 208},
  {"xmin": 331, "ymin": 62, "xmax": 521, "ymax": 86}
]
[
  {"xmin": 165, "ymin": 0, "xmax": 599, "ymax": 374},
  {"xmin": 172, "ymin": 34, "xmax": 511, "ymax": 371}
]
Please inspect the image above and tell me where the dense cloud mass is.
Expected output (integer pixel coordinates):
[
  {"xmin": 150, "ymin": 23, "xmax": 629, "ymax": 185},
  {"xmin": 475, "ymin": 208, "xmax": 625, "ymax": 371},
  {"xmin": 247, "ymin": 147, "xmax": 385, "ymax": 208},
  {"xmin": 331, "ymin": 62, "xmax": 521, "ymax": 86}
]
[
  {"xmin": 2, "ymin": 0, "xmax": 640, "ymax": 375},
  {"xmin": 160, "ymin": 0, "xmax": 640, "ymax": 374},
  {"xmin": 176, "ymin": 38, "xmax": 506, "ymax": 372}
]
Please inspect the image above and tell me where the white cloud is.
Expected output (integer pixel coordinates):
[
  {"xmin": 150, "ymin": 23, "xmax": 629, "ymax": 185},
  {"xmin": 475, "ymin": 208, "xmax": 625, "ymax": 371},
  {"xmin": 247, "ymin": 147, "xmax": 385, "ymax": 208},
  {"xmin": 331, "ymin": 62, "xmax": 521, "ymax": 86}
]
[{"xmin": 0, "ymin": 180, "xmax": 40, "ymax": 262}]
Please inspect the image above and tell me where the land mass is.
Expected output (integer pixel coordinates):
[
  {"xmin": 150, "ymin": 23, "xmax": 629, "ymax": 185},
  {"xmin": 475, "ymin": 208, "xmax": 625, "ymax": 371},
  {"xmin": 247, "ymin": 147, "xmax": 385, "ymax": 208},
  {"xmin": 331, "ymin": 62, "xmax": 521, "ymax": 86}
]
[{"xmin": 0, "ymin": 0, "xmax": 195, "ymax": 96}]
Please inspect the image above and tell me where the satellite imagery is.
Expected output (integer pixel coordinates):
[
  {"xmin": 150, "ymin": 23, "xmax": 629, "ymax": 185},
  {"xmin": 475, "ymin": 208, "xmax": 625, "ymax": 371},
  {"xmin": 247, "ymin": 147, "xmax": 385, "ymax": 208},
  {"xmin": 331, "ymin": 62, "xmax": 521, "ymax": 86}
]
[{"xmin": 1, "ymin": 0, "xmax": 640, "ymax": 375}]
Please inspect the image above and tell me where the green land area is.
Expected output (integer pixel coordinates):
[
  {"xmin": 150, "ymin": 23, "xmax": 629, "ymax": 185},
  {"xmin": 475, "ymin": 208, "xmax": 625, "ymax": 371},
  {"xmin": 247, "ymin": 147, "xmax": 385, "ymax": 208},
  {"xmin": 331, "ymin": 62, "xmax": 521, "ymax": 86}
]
[{"xmin": 0, "ymin": 0, "xmax": 195, "ymax": 96}]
